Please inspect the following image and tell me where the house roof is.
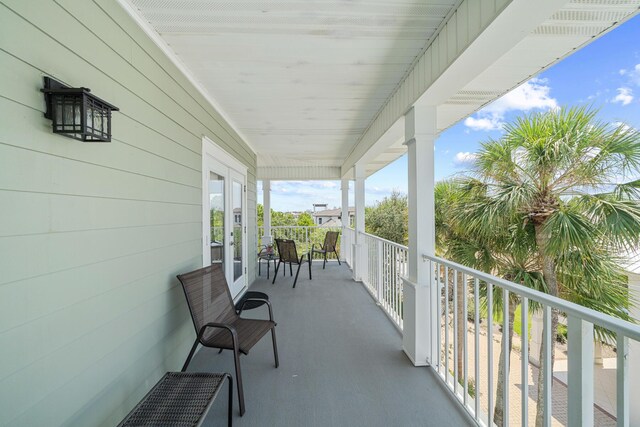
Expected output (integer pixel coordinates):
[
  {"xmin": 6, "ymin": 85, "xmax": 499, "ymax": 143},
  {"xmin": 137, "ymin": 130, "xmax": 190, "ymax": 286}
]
[
  {"xmin": 320, "ymin": 218, "xmax": 342, "ymax": 227},
  {"xmin": 313, "ymin": 207, "xmax": 355, "ymax": 217}
]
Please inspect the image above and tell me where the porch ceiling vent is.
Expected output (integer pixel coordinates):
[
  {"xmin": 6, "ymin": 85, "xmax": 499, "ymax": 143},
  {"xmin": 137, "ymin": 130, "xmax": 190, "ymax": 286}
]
[{"xmin": 41, "ymin": 77, "xmax": 119, "ymax": 142}]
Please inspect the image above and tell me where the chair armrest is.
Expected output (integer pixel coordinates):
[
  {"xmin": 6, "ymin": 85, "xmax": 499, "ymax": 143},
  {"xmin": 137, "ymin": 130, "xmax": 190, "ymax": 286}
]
[
  {"xmin": 239, "ymin": 298, "xmax": 275, "ymax": 322},
  {"xmin": 197, "ymin": 322, "xmax": 239, "ymax": 347}
]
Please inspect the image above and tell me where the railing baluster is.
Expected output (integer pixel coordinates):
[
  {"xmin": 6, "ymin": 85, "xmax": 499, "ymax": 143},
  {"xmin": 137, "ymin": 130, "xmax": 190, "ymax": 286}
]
[
  {"xmin": 383, "ymin": 242, "xmax": 387, "ymax": 308},
  {"xmin": 463, "ymin": 273, "xmax": 468, "ymax": 408},
  {"xmin": 444, "ymin": 265, "xmax": 449, "ymax": 386},
  {"xmin": 616, "ymin": 334, "xmax": 629, "ymax": 427},
  {"xmin": 503, "ymin": 288, "xmax": 510, "ymax": 426},
  {"xmin": 487, "ymin": 282, "xmax": 494, "ymax": 425},
  {"xmin": 542, "ymin": 305, "xmax": 552, "ymax": 427},
  {"xmin": 377, "ymin": 239, "xmax": 380, "ymax": 298},
  {"xmin": 392, "ymin": 246, "xmax": 396, "ymax": 321},
  {"xmin": 474, "ymin": 277, "xmax": 480, "ymax": 421},
  {"xmin": 435, "ymin": 262, "xmax": 442, "ymax": 374},
  {"xmin": 453, "ymin": 269, "xmax": 459, "ymax": 391},
  {"xmin": 521, "ymin": 297, "xmax": 529, "ymax": 427}
]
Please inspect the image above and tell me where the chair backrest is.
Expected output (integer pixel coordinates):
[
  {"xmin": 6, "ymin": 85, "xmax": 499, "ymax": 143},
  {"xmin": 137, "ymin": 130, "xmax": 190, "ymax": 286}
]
[
  {"xmin": 323, "ymin": 231, "xmax": 339, "ymax": 251},
  {"xmin": 275, "ymin": 239, "xmax": 299, "ymax": 264},
  {"xmin": 177, "ymin": 264, "xmax": 238, "ymax": 335}
]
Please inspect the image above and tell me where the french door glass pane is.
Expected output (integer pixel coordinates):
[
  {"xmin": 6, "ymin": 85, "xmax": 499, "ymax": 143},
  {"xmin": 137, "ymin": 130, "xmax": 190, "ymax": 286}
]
[
  {"xmin": 209, "ymin": 172, "xmax": 224, "ymax": 271},
  {"xmin": 232, "ymin": 181, "xmax": 243, "ymax": 281}
]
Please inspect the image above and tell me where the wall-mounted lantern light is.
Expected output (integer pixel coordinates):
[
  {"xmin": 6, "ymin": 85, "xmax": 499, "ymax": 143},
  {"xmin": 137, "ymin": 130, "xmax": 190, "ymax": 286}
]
[{"xmin": 41, "ymin": 77, "xmax": 119, "ymax": 142}]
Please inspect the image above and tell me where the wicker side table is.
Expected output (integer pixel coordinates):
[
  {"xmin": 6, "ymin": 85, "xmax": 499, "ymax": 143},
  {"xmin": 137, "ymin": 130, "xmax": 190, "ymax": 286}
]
[{"xmin": 117, "ymin": 372, "xmax": 233, "ymax": 427}]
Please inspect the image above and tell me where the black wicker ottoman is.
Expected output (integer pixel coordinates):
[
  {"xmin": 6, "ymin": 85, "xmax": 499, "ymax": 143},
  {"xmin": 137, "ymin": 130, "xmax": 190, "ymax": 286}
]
[{"xmin": 117, "ymin": 372, "xmax": 233, "ymax": 427}]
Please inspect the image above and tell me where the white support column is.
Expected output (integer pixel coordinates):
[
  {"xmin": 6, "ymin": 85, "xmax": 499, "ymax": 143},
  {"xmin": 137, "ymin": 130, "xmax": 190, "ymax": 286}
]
[
  {"xmin": 402, "ymin": 105, "xmax": 437, "ymax": 367},
  {"xmin": 341, "ymin": 178, "xmax": 349, "ymax": 262},
  {"xmin": 262, "ymin": 179, "xmax": 272, "ymax": 246},
  {"xmin": 353, "ymin": 164, "xmax": 366, "ymax": 281}
]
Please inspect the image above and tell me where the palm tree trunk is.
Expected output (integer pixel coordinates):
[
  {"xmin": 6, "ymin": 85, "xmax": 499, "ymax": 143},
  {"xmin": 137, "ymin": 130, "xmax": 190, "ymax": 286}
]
[
  {"xmin": 533, "ymin": 223, "xmax": 559, "ymax": 427},
  {"xmin": 493, "ymin": 298, "xmax": 517, "ymax": 427}
]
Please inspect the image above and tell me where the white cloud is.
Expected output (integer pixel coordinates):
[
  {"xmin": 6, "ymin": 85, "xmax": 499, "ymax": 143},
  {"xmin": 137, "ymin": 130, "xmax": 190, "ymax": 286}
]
[
  {"xmin": 464, "ymin": 78, "xmax": 558, "ymax": 131},
  {"xmin": 319, "ymin": 181, "xmax": 338, "ymax": 189},
  {"xmin": 612, "ymin": 87, "xmax": 634, "ymax": 105},
  {"xmin": 464, "ymin": 116, "xmax": 503, "ymax": 131},
  {"xmin": 630, "ymin": 64, "xmax": 640, "ymax": 85},
  {"xmin": 485, "ymin": 78, "xmax": 558, "ymax": 115},
  {"xmin": 619, "ymin": 64, "xmax": 640, "ymax": 87},
  {"xmin": 454, "ymin": 152, "xmax": 478, "ymax": 166},
  {"xmin": 613, "ymin": 121, "xmax": 634, "ymax": 132}
]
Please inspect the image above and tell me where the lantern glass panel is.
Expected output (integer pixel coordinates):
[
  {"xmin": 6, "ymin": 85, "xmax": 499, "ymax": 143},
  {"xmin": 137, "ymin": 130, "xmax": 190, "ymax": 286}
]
[{"xmin": 43, "ymin": 77, "xmax": 118, "ymax": 142}]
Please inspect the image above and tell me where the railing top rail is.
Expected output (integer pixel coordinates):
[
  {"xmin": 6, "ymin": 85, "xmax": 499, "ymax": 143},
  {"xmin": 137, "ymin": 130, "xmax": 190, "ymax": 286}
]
[
  {"xmin": 359, "ymin": 231, "xmax": 408, "ymax": 251},
  {"xmin": 424, "ymin": 254, "xmax": 640, "ymax": 341},
  {"xmin": 261, "ymin": 225, "xmax": 341, "ymax": 229}
]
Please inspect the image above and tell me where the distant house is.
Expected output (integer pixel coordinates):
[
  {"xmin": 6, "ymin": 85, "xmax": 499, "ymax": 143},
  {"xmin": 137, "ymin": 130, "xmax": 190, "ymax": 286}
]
[
  {"xmin": 620, "ymin": 252, "xmax": 640, "ymax": 322},
  {"xmin": 233, "ymin": 207, "xmax": 242, "ymax": 225},
  {"xmin": 621, "ymin": 252, "xmax": 640, "ymax": 422},
  {"xmin": 312, "ymin": 207, "xmax": 355, "ymax": 227}
]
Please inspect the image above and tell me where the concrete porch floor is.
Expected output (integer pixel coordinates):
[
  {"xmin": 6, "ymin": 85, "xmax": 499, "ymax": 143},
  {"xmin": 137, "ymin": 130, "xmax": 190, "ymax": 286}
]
[{"xmin": 188, "ymin": 263, "xmax": 473, "ymax": 426}]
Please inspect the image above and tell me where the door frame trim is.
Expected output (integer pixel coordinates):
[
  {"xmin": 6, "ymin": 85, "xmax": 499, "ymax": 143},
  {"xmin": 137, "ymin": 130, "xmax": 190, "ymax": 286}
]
[{"xmin": 202, "ymin": 136, "xmax": 248, "ymax": 295}]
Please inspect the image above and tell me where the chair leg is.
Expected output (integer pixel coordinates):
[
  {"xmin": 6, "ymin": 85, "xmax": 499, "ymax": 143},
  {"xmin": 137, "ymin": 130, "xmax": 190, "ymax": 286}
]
[
  {"xmin": 226, "ymin": 374, "xmax": 233, "ymax": 427},
  {"xmin": 232, "ymin": 344, "xmax": 245, "ymax": 416},
  {"xmin": 308, "ymin": 255, "xmax": 312, "ymax": 280},
  {"xmin": 272, "ymin": 260, "xmax": 281, "ymax": 284},
  {"xmin": 293, "ymin": 262, "xmax": 302, "ymax": 288},
  {"xmin": 289, "ymin": 262, "xmax": 293, "ymax": 276},
  {"xmin": 181, "ymin": 339, "xmax": 199, "ymax": 372},
  {"xmin": 218, "ymin": 348, "xmax": 224, "ymax": 354},
  {"xmin": 323, "ymin": 253, "xmax": 327, "ymax": 269},
  {"xmin": 271, "ymin": 327, "xmax": 279, "ymax": 368},
  {"xmin": 336, "ymin": 250, "xmax": 341, "ymax": 265}
]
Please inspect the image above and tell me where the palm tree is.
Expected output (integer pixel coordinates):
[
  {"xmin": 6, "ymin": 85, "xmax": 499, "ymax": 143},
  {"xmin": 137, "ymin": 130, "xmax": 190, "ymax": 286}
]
[
  {"xmin": 456, "ymin": 107, "xmax": 640, "ymax": 427},
  {"xmin": 461, "ymin": 108, "xmax": 640, "ymax": 426},
  {"xmin": 437, "ymin": 179, "xmax": 544, "ymax": 426}
]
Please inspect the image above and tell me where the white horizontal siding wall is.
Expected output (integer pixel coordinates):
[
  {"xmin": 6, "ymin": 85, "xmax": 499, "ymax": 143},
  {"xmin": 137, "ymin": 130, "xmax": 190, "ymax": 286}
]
[{"xmin": 0, "ymin": 0, "xmax": 257, "ymax": 425}]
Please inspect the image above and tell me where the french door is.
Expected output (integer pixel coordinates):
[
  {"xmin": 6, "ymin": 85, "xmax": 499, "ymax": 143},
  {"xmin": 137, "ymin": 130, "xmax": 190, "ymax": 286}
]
[{"xmin": 202, "ymin": 137, "xmax": 247, "ymax": 299}]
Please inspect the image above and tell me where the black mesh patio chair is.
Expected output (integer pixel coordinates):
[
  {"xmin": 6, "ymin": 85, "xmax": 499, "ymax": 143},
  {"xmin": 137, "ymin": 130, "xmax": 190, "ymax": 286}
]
[
  {"xmin": 312, "ymin": 231, "xmax": 341, "ymax": 269},
  {"xmin": 272, "ymin": 239, "xmax": 311, "ymax": 288},
  {"xmin": 177, "ymin": 264, "xmax": 279, "ymax": 416}
]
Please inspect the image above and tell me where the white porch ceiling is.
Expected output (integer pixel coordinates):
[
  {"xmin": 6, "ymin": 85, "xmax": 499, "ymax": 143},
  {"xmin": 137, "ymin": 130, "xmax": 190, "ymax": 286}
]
[
  {"xmin": 124, "ymin": 0, "xmax": 640, "ymax": 180},
  {"xmin": 125, "ymin": 0, "xmax": 459, "ymax": 175}
]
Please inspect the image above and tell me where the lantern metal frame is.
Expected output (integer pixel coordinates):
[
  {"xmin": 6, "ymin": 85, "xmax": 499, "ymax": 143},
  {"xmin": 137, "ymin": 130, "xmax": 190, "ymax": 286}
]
[{"xmin": 41, "ymin": 77, "xmax": 119, "ymax": 142}]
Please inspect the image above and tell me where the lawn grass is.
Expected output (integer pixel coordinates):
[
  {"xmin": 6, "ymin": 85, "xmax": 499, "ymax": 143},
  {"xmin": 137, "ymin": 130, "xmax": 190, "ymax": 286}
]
[{"xmin": 485, "ymin": 303, "xmax": 532, "ymax": 340}]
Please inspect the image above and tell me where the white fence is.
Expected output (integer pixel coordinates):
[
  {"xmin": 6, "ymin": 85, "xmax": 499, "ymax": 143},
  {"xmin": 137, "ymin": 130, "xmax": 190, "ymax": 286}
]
[{"xmin": 424, "ymin": 254, "xmax": 640, "ymax": 427}]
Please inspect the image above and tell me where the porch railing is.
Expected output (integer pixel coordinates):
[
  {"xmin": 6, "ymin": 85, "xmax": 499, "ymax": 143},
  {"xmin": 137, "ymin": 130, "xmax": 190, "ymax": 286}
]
[
  {"xmin": 358, "ymin": 231, "xmax": 406, "ymax": 331},
  {"xmin": 258, "ymin": 226, "xmax": 342, "ymax": 261},
  {"xmin": 342, "ymin": 227, "xmax": 355, "ymax": 267},
  {"xmin": 423, "ymin": 254, "xmax": 640, "ymax": 427},
  {"xmin": 344, "ymin": 229, "xmax": 639, "ymax": 426}
]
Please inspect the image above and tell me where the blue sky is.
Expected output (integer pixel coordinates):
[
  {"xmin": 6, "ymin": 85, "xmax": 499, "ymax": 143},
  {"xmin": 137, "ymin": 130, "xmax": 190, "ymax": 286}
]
[{"xmin": 261, "ymin": 15, "xmax": 640, "ymax": 212}]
